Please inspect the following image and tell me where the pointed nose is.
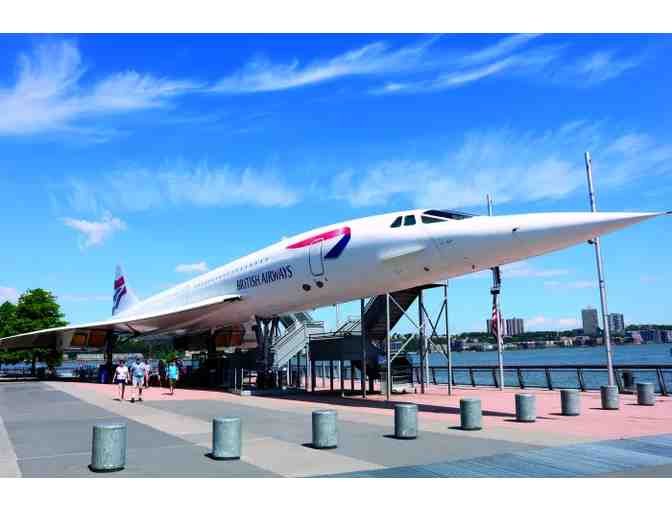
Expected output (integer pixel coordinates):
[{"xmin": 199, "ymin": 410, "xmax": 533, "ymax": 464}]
[{"xmin": 512, "ymin": 211, "xmax": 665, "ymax": 259}]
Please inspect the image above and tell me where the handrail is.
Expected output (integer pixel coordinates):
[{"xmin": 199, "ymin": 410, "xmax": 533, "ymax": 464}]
[{"xmin": 410, "ymin": 364, "xmax": 672, "ymax": 394}]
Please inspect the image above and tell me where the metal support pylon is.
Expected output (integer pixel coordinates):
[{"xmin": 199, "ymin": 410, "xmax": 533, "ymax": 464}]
[{"xmin": 254, "ymin": 316, "xmax": 280, "ymax": 388}]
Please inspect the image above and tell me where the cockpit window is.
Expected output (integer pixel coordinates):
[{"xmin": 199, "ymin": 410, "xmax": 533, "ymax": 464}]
[
  {"xmin": 404, "ymin": 215, "xmax": 416, "ymax": 226},
  {"xmin": 421, "ymin": 215, "xmax": 446, "ymax": 224},
  {"xmin": 422, "ymin": 209, "xmax": 474, "ymax": 220},
  {"xmin": 390, "ymin": 216, "xmax": 402, "ymax": 228}
]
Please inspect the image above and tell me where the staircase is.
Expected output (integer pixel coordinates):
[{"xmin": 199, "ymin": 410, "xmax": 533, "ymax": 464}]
[
  {"xmin": 362, "ymin": 287, "xmax": 422, "ymax": 344},
  {"xmin": 271, "ymin": 311, "xmax": 324, "ymax": 370},
  {"xmin": 271, "ymin": 286, "xmax": 427, "ymax": 372}
]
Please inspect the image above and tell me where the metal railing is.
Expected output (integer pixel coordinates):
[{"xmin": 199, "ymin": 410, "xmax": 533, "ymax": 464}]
[
  {"xmin": 410, "ymin": 364, "xmax": 672, "ymax": 395},
  {"xmin": 272, "ymin": 321, "xmax": 325, "ymax": 369}
]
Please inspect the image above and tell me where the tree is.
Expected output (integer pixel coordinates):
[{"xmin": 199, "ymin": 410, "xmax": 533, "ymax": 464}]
[
  {"xmin": 0, "ymin": 301, "xmax": 18, "ymax": 338},
  {"xmin": 14, "ymin": 289, "xmax": 67, "ymax": 334},
  {"xmin": 11, "ymin": 289, "xmax": 67, "ymax": 375}
]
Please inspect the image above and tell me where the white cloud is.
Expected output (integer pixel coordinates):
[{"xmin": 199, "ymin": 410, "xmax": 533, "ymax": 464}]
[
  {"xmin": 503, "ymin": 262, "xmax": 570, "ymax": 279},
  {"xmin": 374, "ymin": 36, "xmax": 643, "ymax": 95},
  {"xmin": 0, "ymin": 287, "xmax": 20, "ymax": 304},
  {"xmin": 211, "ymin": 39, "xmax": 437, "ymax": 94},
  {"xmin": 571, "ymin": 51, "xmax": 642, "ymax": 85},
  {"xmin": 62, "ymin": 213, "xmax": 126, "ymax": 248},
  {"xmin": 0, "ymin": 41, "xmax": 201, "ymax": 136},
  {"xmin": 330, "ymin": 123, "xmax": 672, "ymax": 209},
  {"xmin": 62, "ymin": 163, "xmax": 300, "ymax": 214},
  {"xmin": 175, "ymin": 262, "xmax": 209, "ymax": 274},
  {"xmin": 544, "ymin": 280, "xmax": 597, "ymax": 289},
  {"xmin": 59, "ymin": 294, "xmax": 109, "ymax": 302},
  {"xmin": 460, "ymin": 34, "xmax": 541, "ymax": 66},
  {"xmin": 461, "ymin": 261, "xmax": 569, "ymax": 280},
  {"xmin": 526, "ymin": 315, "xmax": 580, "ymax": 331}
]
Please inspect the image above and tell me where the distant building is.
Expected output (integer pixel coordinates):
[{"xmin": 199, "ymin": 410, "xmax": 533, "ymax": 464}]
[
  {"xmin": 639, "ymin": 329, "xmax": 662, "ymax": 343},
  {"xmin": 505, "ymin": 318, "xmax": 525, "ymax": 336},
  {"xmin": 486, "ymin": 319, "xmax": 501, "ymax": 336},
  {"xmin": 582, "ymin": 307, "xmax": 599, "ymax": 336},
  {"xmin": 607, "ymin": 313, "xmax": 625, "ymax": 334},
  {"xmin": 661, "ymin": 331, "xmax": 672, "ymax": 343}
]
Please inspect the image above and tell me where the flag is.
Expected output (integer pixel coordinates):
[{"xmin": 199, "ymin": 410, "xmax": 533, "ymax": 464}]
[{"xmin": 491, "ymin": 296, "xmax": 500, "ymax": 341}]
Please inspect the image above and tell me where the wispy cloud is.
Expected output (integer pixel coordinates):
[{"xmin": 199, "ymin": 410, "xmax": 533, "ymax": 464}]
[
  {"xmin": 0, "ymin": 287, "xmax": 20, "ymax": 304},
  {"xmin": 59, "ymin": 294, "xmax": 109, "ymax": 302},
  {"xmin": 0, "ymin": 41, "xmax": 201, "ymax": 137},
  {"xmin": 526, "ymin": 315, "xmax": 580, "ymax": 331},
  {"xmin": 175, "ymin": 262, "xmax": 209, "ymax": 274},
  {"xmin": 61, "ymin": 162, "xmax": 299, "ymax": 214},
  {"xmin": 569, "ymin": 51, "xmax": 642, "ymax": 85},
  {"xmin": 374, "ymin": 36, "xmax": 642, "ymax": 94},
  {"xmin": 330, "ymin": 122, "xmax": 672, "ymax": 209},
  {"xmin": 62, "ymin": 212, "xmax": 126, "ymax": 248},
  {"xmin": 544, "ymin": 280, "xmax": 597, "ymax": 290},
  {"xmin": 211, "ymin": 39, "xmax": 438, "ymax": 94},
  {"xmin": 461, "ymin": 261, "xmax": 570, "ymax": 280}
]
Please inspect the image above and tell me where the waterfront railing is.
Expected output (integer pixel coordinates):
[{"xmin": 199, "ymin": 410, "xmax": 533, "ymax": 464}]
[{"xmin": 410, "ymin": 364, "xmax": 672, "ymax": 395}]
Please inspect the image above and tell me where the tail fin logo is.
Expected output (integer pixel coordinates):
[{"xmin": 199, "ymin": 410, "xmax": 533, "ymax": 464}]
[{"xmin": 112, "ymin": 276, "xmax": 127, "ymax": 315}]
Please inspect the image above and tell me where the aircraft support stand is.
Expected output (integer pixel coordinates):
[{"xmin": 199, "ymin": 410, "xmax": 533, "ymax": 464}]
[
  {"xmin": 360, "ymin": 298, "xmax": 367, "ymax": 399},
  {"xmin": 254, "ymin": 316, "xmax": 280, "ymax": 389}
]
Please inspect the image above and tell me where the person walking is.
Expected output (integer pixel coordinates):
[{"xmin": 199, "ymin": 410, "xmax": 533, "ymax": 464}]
[
  {"xmin": 114, "ymin": 359, "xmax": 130, "ymax": 401},
  {"xmin": 158, "ymin": 359, "xmax": 166, "ymax": 388},
  {"xmin": 144, "ymin": 359, "xmax": 151, "ymax": 388},
  {"xmin": 167, "ymin": 360, "xmax": 178, "ymax": 396},
  {"xmin": 129, "ymin": 356, "xmax": 147, "ymax": 402}
]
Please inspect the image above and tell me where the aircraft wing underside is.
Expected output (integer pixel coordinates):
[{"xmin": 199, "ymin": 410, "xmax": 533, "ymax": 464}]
[{"xmin": 0, "ymin": 294, "xmax": 242, "ymax": 351}]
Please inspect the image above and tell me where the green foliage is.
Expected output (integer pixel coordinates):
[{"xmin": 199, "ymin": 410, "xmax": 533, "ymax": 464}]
[
  {"xmin": 14, "ymin": 289, "xmax": 67, "ymax": 334},
  {"xmin": 0, "ymin": 301, "xmax": 18, "ymax": 338},
  {"xmin": 0, "ymin": 348, "xmax": 63, "ymax": 369},
  {"xmin": 0, "ymin": 350, "xmax": 30, "ymax": 365},
  {"xmin": 114, "ymin": 336, "xmax": 181, "ymax": 361}
]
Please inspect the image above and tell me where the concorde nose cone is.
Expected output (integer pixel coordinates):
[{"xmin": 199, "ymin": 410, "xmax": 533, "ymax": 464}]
[{"xmin": 512, "ymin": 211, "xmax": 667, "ymax": 259}]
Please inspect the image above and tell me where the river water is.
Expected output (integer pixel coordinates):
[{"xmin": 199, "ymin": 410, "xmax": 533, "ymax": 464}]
[{"xmin": 404, "ymin": 343, "xmax": 672, "ymax": 390}]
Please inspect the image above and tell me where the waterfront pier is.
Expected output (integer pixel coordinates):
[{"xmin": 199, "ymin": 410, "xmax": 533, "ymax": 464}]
[{"xmin": 2, "ymin": 379, "xmax": 672, "ymax": 477}]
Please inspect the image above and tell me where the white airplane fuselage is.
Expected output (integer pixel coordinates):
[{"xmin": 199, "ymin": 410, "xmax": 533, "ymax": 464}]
[{"xmin": 114, "ymin": 208, "xmax": 664, "ymax": 334}]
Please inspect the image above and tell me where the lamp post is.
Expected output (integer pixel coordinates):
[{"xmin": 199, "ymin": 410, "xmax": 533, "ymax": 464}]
[
  {"xmin": 584, "ymin": 152, "xmax": 615, "ymax": 387},
  {"xmin": 488, "ymin": 194, "xmax": 505, "ymax": 391}
]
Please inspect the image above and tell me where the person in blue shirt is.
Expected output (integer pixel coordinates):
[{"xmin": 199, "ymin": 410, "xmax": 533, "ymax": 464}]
[
  {"xmin": 167, "ymin": 360, "xmax": 178, "ymax": 396},
  {"xmin": 129, "ymin": 356, "xmax": 147, "ymax": 402}
]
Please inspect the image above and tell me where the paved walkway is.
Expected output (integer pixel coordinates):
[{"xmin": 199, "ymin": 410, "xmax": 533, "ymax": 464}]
[{"xmin": 1, "ymin": 381, "xmax": 671, "ymax": 477}]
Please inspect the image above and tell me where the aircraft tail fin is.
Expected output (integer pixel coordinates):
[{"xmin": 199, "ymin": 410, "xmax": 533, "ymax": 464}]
[{"xmin": 112, "ymin": 264, "xmax": 139, "ymax": 316}]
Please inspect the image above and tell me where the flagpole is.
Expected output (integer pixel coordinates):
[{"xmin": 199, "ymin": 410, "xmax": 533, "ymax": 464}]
[{"xmin": 488, "ymin": 194, "xmax": 505, "ymax": 391}]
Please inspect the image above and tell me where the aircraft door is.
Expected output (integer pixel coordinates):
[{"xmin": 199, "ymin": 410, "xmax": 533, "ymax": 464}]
[{"xmin": 309, "ymin": 240, "xmax": 325, "ymax": 277}]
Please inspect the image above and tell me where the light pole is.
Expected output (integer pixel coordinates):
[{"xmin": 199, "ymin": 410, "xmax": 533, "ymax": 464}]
[
  {"xmin": 488, "ymin": 194, "xmax": 505, "ymax": 391},
  {"xmin": 584, "ymin": 152, "xmax": 615, "ymax": 387}
]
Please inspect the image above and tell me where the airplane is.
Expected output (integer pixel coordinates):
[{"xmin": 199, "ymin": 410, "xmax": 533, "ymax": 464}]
[{"xmin": 1, "ymin": 208, "xmax": 669, "ymax": 362}]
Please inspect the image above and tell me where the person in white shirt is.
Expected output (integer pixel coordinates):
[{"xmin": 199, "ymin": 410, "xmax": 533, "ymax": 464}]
[
  {"xmin": 114, "ymin": 360, "xmax": 130, "ymax": 401},
  {"xmin": 129, "ymin": 357, "xmax": 147, "ymax": 402}
]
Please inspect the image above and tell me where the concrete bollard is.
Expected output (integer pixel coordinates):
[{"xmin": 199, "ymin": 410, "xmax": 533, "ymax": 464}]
[
  {"xmin": 211, "ymin": 417, "xmax": 242, "ymax": 460},
  {"xmin": 460, "ymin": 398, "xmax": 482, "ymax": 431},
  {"xmin": 394, "ymin": 403, "xmax": 418, "ymax": 439},
  {"xmin": 637, "ymin": 382, "xmax": 655, "ymax": 406},
  {"xmin": 515, "ymin": 394, "xmax": 536, "ymax": 422},
  {"xmin": 312, "ymin": 410, "xmax": 338, "ymax": 449},
  {"xmin": 90, "ymin": 423, "xmax": 127, "ymax": 472},
  {"xmin": 601, "ymin": 385, "xmax": 619, "ymax": 410},
  {"xmin": 560, "ymin": 389, "xmax": 581, "ymax": 416}
]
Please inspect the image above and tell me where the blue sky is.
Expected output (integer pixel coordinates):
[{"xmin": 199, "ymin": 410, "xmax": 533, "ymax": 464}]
[{"xmin": 0, "ymin": 33, "xmax": 670, "ymax": 333}]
